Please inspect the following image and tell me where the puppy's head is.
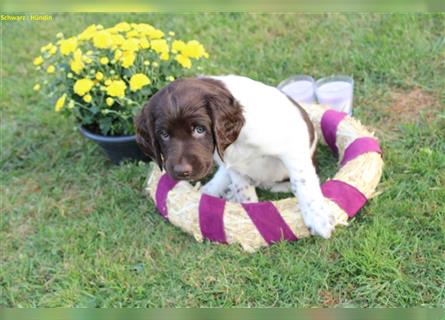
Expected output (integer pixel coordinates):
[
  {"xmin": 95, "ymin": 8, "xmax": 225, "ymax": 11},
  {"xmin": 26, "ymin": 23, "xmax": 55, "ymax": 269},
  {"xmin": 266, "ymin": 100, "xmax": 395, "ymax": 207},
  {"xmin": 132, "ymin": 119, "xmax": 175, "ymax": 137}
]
[{"xmin": 135, "ymin": 77, "xmax": 244, "ymax": 181}]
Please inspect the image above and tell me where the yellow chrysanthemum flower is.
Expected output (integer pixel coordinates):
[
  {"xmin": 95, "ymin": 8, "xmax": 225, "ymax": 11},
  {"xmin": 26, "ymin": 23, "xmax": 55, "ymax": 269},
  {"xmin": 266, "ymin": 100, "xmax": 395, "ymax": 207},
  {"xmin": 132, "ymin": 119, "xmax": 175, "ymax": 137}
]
[
  {"xmin": 139, "ymin": 37, "xmax": 150, "ymax": 49},
  {"xmin": 126, "ymin": 30, "xmax": 139, "ymax": 38},
  {"xmin": 73, "ymin": 49, "xmax": 82, "ymax": 61},
  {"xmin": 33, "ymin": 84, "xmax": 41, "ymax": 91},
  {"xmin": 106, "ymin": 80, "xmax": 127, "ymax": 98},
  {"xmin": 49, "ymin": 46, "xmax": 57, "ymax": 55},
  {"xmin": 182, "ymin": 40, "xmax": 207, "ymax": 59},
  {"xmin": 33, "ymin": 56, "xmax": 43, "ymax": 65},
  {"xmin": 100, "ymin": 57, "xmax": 109, "ymax": 65},
  {"xmin": 83, "ymin": 94, "xmax": 92, "ymax": 103},
  {"xmin": 175, "ymin": 54, "xmax": 192, "ymax": 69},
  {"xmin": 47, "ymin": 65, "xmax": 55, "ymax": 73},
  {"xmin": 129, "ymin": 73, "xmax": 151, "ymax": 92},
  {"xmin": 134, "ymin": 23, "xmax": 155, "ymax": 34},
  {"xmin": 95, "ymin": 72, "xmax": 104, "ymax": 81},
  {"xmin": 59, "ymin": 37, "xmax": 77, "ymax": 55},
  {"xmin": 114, "ymin": 22, "xmax": 131, "ymax": 32},
  {"xmin": 105, "ymin": 79, "xmax": 112, "ymax": 86},
  {"xmin": 106, "ymin": 97, "xmax": 114, "ymax": 106},
  {"xmin": 68, "ymin": 59, "xmax": 84, "ymax": 77},
  {"xmin": 120, "ymin": 51, "xmax": 136, "ymax": 68},
  {"xmin": 166, "ymin": 76, "xmax": 175, "ymax": 81},
  {"xmin": 78, "ymin": 25, "xmax": 98, "ymax": 40},
  {"xmin": 111, "ymin": 34, "xmax": 125, "ymax": 46},
  {"xmin": 40, "ymin": 42, "xmax": 53, "ymax": 53},
  {"xmin": 93, "ymin": 31, "xmax": 113, "ymax": 49},
  {"xmin": 146, "ymin": 29, "xmax": 164, "ymax": 40},
  {"xmin": 172, "ymin": 40, "xmax": 186, "ymax": 53},
  {"xmin": 55, "ymin": 94, "xmax": 66, "ymax": 112},
  {"xmin": 121, "ymin": 38, "xmax": 139, "ymax": 52},
  {"xmin": 73, "ymin": 78, "xmax": 94, "ymax": 96},
  {"xmin": 151, "ymin": 39, "xmax": 168, "ymax": 54},
  {"xmin": 114, "ymin": 50, "xmax": 123, "ymax": 61},
  {"xmin": 160, "ymin": 52, "xmax": 169, "ymax": 61},
  {"xmin": 172, "ymin": 40, "xmax": 208, "ymax": 59}
]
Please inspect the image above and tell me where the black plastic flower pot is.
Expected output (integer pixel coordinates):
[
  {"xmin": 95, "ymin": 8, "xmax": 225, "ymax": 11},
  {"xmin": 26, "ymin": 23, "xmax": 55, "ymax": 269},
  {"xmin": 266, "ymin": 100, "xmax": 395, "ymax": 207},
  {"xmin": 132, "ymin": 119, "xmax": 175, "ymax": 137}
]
[{"xmin": 79, "ymin": 126, "xmax": 151, "ymax": 165}]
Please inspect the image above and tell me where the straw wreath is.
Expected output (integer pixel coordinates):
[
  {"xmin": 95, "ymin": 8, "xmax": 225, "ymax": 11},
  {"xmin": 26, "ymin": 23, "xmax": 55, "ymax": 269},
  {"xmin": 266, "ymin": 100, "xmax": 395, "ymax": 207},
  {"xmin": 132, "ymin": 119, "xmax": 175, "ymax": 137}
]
[{"xmin": 145, "ymin": 103, "xmax": 384, "ymax": 252}]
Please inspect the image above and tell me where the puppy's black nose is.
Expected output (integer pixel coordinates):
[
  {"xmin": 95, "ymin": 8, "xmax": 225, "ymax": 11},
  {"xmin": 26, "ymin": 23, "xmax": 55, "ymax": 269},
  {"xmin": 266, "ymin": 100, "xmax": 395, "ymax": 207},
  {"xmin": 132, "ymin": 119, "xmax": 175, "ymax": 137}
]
[{"xmin": 173, "ymin": 162, "xmax": 193, "ymax": 179}]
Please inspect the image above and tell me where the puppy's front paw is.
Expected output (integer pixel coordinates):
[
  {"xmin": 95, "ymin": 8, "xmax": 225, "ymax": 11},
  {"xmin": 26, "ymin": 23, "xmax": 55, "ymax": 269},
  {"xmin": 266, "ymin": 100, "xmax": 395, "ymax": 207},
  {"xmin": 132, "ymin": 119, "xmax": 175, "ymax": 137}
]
[
  {"xmin": 224, "ymin": 183, "xmax": 258, "ymax": 203},
  {"xmin": 201, "ymin": 183, "xmax": 220, "ymax": 197},
  {"xmin": 302, "ymin": 200, "xmax": 335, "ymax": 239}
]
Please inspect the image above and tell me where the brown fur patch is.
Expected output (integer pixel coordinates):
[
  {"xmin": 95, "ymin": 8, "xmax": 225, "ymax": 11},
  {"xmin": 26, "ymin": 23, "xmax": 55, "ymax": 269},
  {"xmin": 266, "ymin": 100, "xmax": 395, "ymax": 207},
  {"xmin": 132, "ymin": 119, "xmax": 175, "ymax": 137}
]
[{"xmin": 284, "ymin": 95, "xmax": 315, "ymax": 147}]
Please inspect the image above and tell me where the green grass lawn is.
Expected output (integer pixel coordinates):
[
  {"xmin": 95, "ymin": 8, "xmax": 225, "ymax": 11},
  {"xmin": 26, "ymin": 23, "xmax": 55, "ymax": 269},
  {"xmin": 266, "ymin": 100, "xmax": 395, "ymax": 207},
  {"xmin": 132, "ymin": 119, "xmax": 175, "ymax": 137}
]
[{"xmin": 1, "ymin": 13, "xmax": 444, "ymax": 307}]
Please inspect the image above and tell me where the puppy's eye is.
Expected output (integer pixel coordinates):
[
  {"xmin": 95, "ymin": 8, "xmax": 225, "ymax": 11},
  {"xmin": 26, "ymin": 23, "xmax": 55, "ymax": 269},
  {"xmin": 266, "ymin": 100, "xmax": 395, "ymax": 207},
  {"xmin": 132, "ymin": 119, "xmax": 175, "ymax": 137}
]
[
  {"xmin": 159, "ymin": 130, "xmax": 170, "ymax": 140},
  {"xmin": 193, "ymin": 125, "xmax": 206, "ymax": 135}
]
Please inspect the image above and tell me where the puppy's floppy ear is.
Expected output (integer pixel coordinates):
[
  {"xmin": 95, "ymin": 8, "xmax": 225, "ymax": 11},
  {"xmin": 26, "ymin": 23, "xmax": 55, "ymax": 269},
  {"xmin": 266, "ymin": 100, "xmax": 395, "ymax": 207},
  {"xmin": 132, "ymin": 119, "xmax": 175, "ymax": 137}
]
[
  {"xmin": 134, "ymin": 100, "xmax": 163, "ymax": 169},
  {"xmin": 200, "ymin": 78, "xmax": 245, "ymax": 161}
]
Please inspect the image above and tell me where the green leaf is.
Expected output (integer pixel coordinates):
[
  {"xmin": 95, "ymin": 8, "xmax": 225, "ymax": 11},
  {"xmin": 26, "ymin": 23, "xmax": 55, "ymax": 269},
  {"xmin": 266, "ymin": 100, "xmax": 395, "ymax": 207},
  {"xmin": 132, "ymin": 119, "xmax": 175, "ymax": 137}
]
[
  {"xmin": 89, "ymin": 106, "xmax": 99, "ymax": 114},
  {"xmin": 99, "ymin": 117, "xmax": 112, "ymax": 135},
  {"xmin": 83, "ymin": 115, "xmax": 93, "ymax": 125}
]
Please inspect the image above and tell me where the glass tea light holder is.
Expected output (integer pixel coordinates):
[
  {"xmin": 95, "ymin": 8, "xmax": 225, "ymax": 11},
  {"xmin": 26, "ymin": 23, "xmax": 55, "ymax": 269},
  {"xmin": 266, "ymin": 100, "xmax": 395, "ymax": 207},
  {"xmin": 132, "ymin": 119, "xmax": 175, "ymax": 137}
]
[
  {"xmin": 278, "ymin": 75, "xmax": 316, "ymax": 104},
  {"xmin": 315, "ymin": 75, "xmax": 354, "ymax": 115}
]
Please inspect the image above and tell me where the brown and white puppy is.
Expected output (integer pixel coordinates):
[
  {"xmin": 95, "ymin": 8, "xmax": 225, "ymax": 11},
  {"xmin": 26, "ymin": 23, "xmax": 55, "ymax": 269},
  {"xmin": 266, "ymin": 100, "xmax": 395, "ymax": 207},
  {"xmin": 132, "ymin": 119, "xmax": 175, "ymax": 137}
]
[
  {"xmin": 134, "ymin": 77, "xmax": 244, "ymax": 181},
  {"xmin": 135, "ymin": 75, "xmax": 335, "ymax": 238}
]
